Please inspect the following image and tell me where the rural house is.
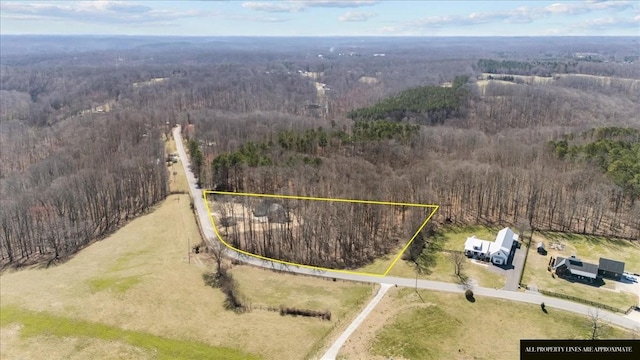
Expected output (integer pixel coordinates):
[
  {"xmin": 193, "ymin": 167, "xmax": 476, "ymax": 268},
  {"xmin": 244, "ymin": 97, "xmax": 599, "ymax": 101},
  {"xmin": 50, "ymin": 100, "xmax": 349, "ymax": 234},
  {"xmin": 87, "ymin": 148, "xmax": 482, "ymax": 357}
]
[
  {"xmin": 463, "ymin": 236, "xmax": 493, "ymax": 260},
  {"xmin": 553, "ymin": 256, "xmax": 599, "ymax": 283},
  {"xmin": 552, "ymin": 255, "xmax": 626, "ymax": 284},
  {"xmin": 464, "ymin": 227, "xmax": 519, "ymax": 266},
  {"xmin": 598, "ymin": 258, "xmax": 625, "ymax": 281}
]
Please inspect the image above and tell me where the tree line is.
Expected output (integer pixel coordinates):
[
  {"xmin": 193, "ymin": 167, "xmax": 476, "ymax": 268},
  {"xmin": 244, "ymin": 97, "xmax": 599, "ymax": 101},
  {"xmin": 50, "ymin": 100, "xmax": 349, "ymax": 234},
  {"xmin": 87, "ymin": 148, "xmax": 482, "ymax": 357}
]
[
  {"xmin": 205, "ymin": 120, "xmax": 419, "ymax": 192},
  {"xmin": 186, "ymin": 76, "xmax": 639, "ymax": 240},
  {"xmin": 214, "ymin": 195, "xmax": 427, "ymax": 269},
  {"xmin": 0, "ymin": 112, "xmax": 168, "ymax": 266},
  {"xmin": 2, "ymin": 36, "xmax": 638, "ymax": 268}
]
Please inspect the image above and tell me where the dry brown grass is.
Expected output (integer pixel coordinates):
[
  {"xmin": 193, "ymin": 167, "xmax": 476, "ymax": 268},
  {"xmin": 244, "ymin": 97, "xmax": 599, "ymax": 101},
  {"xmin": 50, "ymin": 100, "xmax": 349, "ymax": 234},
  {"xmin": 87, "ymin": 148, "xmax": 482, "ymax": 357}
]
[
  {"xmin": 338, "ymin": 287, "xmax": 635, "ymax": 360},
  {"xmin": 0, "ymin": 323, "xmax": 154, "ymax": 360},
  {"xmin": 0, "ymin": 145, "xmax": 373, "ymax": 360},
  {"xmin": 166, "ymin": 139, "xmax": 190, "ymax": 194}
]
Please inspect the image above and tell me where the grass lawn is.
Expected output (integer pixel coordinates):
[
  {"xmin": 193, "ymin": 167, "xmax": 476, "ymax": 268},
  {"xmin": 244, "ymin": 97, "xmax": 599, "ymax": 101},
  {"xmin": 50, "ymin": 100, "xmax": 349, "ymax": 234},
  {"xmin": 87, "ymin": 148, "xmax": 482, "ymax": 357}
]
[
  {"xmin": 0, "ymin": 143, "xmax": 374, "ymax": 360},
  {"xmin": 360, "ymin": 225, "xmax": 507, "ymax": 289},
  {"xmin": 355, "ymin": 247, "xmax": 405, "ymax": 276},
  {"xmin": 0, "ymin": 306, "xmax": 256, "ymax": 360},
  {"xmin": 230, "ymin": 265, "xmax": 375, "ymax": 359},
  {"xmin": 537, "ymin": 231, "xmax": 640, "ymax": 274},
  {"xmin": 166, "ymin": 138, "xmax": 190, "ymax": 194},
  {"xmin": 438, "ymin": 224, "xmax": 504, "ymax": 251},
  {"xmin": 231, "ymin": 265, "xmax": 373, "ymax": 315},
  {"xmin": 338, "ymin": 288, "xmax": 635, "ymax": 360},
  {"xmin": 522, "ymin": 232, "xmax": 639, "ymax": 311}
]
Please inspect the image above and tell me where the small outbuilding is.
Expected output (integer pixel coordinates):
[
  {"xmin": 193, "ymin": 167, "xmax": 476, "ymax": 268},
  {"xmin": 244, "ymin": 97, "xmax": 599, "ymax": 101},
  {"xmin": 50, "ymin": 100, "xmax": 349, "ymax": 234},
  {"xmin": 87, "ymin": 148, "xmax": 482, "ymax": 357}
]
[
  {"xmin": 537, "ymin": 242, "xmax": 546, "ymax": 255},
  {"xmin": 598, "ymin": 258, "xmax": 625, "ymax": 281}
]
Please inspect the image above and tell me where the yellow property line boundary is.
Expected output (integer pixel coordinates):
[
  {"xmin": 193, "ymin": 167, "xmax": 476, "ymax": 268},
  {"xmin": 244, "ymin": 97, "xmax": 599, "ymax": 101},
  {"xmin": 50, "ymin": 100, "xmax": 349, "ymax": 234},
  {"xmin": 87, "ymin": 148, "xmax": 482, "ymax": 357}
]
[{"xmin": 203, "ymin": 190, "xmax": 439, "ymax": 277}]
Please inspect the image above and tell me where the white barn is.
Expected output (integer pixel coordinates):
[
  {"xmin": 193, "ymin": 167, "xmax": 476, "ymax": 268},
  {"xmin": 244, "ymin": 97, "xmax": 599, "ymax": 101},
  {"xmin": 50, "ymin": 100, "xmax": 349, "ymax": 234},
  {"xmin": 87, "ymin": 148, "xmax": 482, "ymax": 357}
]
[{"xmin": 464, "ymin": 227, "xmax": 519, "ymax": 266}]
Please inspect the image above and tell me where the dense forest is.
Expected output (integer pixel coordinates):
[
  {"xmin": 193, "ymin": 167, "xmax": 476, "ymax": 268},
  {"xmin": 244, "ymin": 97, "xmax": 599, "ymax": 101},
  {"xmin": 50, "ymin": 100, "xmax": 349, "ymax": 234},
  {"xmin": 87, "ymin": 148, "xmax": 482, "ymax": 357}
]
[
  {"xmin": 1, "ymin": 36, "xmax": 639, "ymax": 267},
  {"xmin": 549, "ymin": 128, "xmax": 640, "ymax": 199},
  {"xmin": 346, "ymin": 77, "xmax": 468, "ymax": 125},
  {"xmin": 0, "ymin": 113, "xmax": 168, "ymax": 265},
  {"xmin": 213, "ymin": 194, "xmax": 428, "ymax": 269}
]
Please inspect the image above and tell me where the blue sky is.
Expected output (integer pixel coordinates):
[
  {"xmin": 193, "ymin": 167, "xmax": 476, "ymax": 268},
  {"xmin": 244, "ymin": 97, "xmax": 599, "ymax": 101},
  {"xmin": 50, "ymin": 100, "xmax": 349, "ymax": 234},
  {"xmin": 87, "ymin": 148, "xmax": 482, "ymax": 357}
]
[{"xmin": 1, "ymin": 0, "xmax": 638, "ymax": 36}]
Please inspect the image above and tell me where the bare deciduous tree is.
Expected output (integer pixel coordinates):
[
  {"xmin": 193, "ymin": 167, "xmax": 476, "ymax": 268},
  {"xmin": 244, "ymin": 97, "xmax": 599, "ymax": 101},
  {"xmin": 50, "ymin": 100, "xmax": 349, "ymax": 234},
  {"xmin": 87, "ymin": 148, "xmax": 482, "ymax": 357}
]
[
  {"xmin": 450, "ymin": 251, "xmax": 466, "ymax": 277},
  {"xmin": 588, "ymin": 309, "xmax": 607, "ymax": 340}
]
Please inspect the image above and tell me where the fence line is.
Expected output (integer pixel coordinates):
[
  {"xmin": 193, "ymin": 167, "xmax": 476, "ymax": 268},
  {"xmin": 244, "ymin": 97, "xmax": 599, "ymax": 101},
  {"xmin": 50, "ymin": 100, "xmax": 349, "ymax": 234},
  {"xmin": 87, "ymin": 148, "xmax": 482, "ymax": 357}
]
[{"xmin": 536, "ymin": 289, "xmax": 631, "ymax": 314}]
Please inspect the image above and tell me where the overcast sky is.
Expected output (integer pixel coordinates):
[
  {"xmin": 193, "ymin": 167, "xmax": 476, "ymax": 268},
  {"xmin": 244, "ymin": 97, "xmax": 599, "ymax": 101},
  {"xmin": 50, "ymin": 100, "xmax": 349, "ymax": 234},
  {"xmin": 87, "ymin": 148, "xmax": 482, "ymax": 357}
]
[{"xmin": 1, "ymin": 0, "xmax": 638, "ymax": 36}]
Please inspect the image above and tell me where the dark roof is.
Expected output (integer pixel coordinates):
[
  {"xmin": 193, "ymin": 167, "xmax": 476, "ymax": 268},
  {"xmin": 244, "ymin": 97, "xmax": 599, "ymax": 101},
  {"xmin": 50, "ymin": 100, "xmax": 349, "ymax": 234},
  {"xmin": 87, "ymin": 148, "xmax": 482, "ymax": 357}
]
[
  {"xmin": 555, "ymin": 257, "xmax": 599, "ymax": 278},
  {"xmin": 599, "ymin": 258, "xmax": 625, "ymax": 274}
]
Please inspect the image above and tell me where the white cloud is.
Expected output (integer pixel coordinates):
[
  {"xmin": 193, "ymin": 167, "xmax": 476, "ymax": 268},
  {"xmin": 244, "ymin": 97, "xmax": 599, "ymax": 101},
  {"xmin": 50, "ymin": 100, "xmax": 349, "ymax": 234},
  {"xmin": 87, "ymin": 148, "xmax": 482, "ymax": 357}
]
[
  {"xmin": 339, "ymin": 10, "xmax": 376, "ymax": 22},
  {"xmin": 382, "ymin": 0, "xmax": 637, "ymax": 34},
  {"xmin": 409, "ymin": 7, "xmax": 541, "ymax": 29},
  {"xmin": 545, "ymin": 1, "xmax": 631, "ymax": 14},
  {"xmin": 578, "ymin": 15, "xmax": 640, "ymax": 29},
  {"xmin": 587, "ymin": 0, "xmax": 633, "ymax": 11},
  {"xmin": 545, "ymin": 3, "xmax": 590, "ymax": 15},
  {"xmin": 0, "ymin": 1, "xmax": 213, "ymax": 24},
  {"xmin": 242, "ymin": 0, "xmax": 378, "ymax": 13},
  {"xmin": 304, "ymin": 1, "xmax": 378, "ymax": 8},
  {"xmin": 241, "ymin": 2, "xmax": 302, "ymax": 13},
  {"xmin": 227, "ymin": 14, "xmax": 289, "ymax": 23}
]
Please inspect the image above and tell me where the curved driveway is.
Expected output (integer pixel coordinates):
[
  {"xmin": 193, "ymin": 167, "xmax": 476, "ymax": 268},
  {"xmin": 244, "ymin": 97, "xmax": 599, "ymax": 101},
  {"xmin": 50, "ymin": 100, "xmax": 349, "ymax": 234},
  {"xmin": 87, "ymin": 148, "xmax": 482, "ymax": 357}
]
[{"xmin": 173, "ymin": 126, "xmax": 640, "ymax": 332}]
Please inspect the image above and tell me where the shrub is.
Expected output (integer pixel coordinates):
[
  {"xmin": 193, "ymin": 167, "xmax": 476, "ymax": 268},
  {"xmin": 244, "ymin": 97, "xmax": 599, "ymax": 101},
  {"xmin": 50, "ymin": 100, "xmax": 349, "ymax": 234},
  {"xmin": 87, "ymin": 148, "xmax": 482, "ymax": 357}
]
[
  {"xmin": 202, "ymin": 271, "xmax": 220, "ymax": 288},
  {"xmin": 465, "ymin": 289, "xmax": 474, "ymax": 299},
  {"xmin": 278, "ymin": 306, "xmax": 331, "ymax": 321}
]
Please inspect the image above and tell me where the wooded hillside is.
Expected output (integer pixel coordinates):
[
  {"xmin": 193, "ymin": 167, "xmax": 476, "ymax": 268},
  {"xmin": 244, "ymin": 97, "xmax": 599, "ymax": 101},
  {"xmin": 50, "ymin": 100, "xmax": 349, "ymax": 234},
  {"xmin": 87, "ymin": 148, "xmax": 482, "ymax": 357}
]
[{"xmin": 1, "ymin": 36, "xmax": 638, "ymax": 267}]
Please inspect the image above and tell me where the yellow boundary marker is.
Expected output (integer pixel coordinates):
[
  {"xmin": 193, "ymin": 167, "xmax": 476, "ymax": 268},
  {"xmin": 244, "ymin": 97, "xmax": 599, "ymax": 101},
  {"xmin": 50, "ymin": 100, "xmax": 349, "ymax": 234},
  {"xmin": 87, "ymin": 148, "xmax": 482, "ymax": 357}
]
[{"xmin": 203, "ymin": 190, "xmax": 439, "ymax": 277}]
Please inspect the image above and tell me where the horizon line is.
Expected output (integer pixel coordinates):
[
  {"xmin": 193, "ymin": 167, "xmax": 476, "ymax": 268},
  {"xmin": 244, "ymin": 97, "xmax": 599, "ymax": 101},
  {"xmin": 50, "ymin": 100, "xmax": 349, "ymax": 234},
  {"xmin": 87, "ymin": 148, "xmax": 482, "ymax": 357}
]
[{"xmin": 1, "ymin": 34, "xmax": 638, "ymax": 38}]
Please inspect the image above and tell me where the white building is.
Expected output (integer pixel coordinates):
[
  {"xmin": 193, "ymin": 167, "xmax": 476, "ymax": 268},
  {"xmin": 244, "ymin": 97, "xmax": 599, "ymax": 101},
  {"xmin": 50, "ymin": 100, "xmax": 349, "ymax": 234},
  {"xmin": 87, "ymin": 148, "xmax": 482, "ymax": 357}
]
[
  {"xmin": 463, "ymin": 236, "xmax": 493, "ymax": 260},
  {"xmin": 464, "ymin": 227, "xmax": 519, "ymax": 266}
]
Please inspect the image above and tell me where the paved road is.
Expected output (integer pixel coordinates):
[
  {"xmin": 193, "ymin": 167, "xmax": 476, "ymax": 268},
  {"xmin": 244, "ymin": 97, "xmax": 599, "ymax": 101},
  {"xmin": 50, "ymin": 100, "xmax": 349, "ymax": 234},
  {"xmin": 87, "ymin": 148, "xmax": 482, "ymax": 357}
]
[
  {"xmin": 173, "ymin": 126, "xmax": 640, "ymax": 335},
  {"xmin": 320, "ymin": 284, "xmax": 392, "ymax": 360},
  {"xmin": 505, "ymin": 244, "xmax": 526, "ymax": 291}
]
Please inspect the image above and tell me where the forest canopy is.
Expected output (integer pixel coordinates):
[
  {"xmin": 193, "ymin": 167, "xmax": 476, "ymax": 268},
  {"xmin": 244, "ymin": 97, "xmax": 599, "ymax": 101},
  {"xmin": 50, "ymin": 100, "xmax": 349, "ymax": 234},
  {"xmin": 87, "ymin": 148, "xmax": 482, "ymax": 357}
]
[
  {"xmin": 346, "ymin": 77, "xmax": 468, "ymax": 125},
  {"xmin": 549, "ymin": 127, "xmax": 640, "ymax": 199},
  {"xmin": 1, "ymin": 36, "xmax": 639, "ymax": 267}
]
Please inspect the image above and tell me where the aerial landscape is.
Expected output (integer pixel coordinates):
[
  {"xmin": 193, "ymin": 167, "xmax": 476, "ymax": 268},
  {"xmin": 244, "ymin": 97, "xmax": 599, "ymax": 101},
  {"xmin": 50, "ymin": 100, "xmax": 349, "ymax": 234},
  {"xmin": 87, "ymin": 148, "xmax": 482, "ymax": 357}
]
[{"xmin": 0, "ymin": 1, "xmax": 639, "ymax": 359}]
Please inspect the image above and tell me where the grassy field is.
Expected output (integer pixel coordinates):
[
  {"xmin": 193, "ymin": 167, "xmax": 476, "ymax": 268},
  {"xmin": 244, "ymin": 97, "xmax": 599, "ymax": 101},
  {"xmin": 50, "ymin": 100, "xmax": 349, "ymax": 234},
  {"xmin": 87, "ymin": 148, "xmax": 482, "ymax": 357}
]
[
  {"xmin": 230, "ymin": 265, "xmax": 375, "ymax": 358},
  {"xmin": 0, "ymin": 305, "xmax": 255, "ymax": 360},
  {"xmin": 231, "ymin": 265, "xmax": 373, "ymax": 314},
  {"xmin": 338, "ymin": 287, "xmax": 636, "ymax": 360},
  {"xmin": 0, "ymin": 138, "xmax": 374, "ymax": 360},
  {"xmin": 165, "ymin": 138, "xmax": 190, "ymax": 194},
  {"xmin": 438, "ymin": 224, "xmax": 504, "ymax": 251},
  {"xmin": 359, "ymin": 225, "xmax": 506, "ymax": 289},
  {"xmin": 536, "ymin": 231, "xmax": 640, "ymax": 274},
  {"xmin": 522, "ymin": 232, "xmax": 639, "ymax": 311}
]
